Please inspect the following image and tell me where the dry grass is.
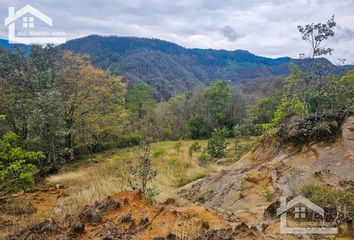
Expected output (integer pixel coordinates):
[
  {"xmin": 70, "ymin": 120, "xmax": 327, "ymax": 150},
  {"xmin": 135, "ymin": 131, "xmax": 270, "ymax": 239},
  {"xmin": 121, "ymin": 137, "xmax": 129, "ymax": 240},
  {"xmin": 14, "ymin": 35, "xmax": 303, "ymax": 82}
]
[
  {"xmin": 51, "ymin": 176, "xmax": 126, "ymax": 221},
  {"xmin": 46, "ymin": 138, "xmax": 254, "ymax": 219}
]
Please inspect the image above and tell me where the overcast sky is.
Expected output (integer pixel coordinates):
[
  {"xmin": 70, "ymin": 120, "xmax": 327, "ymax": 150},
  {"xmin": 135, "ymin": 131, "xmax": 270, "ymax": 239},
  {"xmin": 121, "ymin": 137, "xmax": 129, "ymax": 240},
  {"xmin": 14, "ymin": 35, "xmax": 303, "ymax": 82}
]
[{"xmin": 1, "ymin": 0, "xmax": 354, "ymax": 63}]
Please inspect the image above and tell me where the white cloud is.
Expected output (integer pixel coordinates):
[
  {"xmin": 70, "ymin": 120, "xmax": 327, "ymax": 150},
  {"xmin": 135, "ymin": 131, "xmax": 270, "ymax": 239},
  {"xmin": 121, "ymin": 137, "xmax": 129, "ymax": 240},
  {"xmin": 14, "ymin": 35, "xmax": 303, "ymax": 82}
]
[{"xmin": 0, "ymin": 0, "xmax": 353, "ymax": 63}]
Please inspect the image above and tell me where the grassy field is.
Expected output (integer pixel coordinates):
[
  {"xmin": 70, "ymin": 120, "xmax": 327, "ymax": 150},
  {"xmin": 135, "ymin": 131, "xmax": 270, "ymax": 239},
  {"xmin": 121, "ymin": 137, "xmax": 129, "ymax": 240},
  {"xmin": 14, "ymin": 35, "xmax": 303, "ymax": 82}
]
[{"xmin": 47, "ymin": 137, "xmax": 256, "ymax": 220}]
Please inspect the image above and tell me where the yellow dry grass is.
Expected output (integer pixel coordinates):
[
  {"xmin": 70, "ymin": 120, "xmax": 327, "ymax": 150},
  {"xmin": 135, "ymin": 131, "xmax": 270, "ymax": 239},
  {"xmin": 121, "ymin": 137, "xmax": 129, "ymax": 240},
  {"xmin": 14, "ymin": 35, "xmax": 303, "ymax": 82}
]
[
  {"xmin": 46, "ymin": 140, "xmax": 203, "ymax": 218},
  {"xmin": 46, "ymin": 138, "xmax": 252, "ymax": 219}
]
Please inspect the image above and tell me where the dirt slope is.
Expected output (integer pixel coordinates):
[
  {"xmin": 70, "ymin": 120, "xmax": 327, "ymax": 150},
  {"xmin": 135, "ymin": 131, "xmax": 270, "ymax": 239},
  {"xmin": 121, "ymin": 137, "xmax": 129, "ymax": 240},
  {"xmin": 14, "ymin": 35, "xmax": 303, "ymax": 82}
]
[
  {"xmin": 6, "ymin": 191, "xmax": 268, "ymax": 240},
  {"xmin": 178, "ymin": 115, "xmax": 354, "ymax": 237}
]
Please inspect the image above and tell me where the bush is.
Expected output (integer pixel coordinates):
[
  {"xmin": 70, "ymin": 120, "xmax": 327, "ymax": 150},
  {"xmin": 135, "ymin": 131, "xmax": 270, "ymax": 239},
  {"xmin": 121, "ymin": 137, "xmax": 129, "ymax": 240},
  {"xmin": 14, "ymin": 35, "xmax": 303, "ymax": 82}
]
[
  {"xmin": 173, "ymin": 140, "xmax": 183, "ymax": 153},
  {"xmin": 188, "ymin": 142, "xmax": 201, "ymax": 159},
  {"xmin": 116, "ymin": 132, "xmax": 142, "ymax": 148},
  {"xmin": 234, "ymin": 139, "xmax": 255, "ymax": 161},
  {"xmin": 277, "ymin": 113, "xmax": 345, "ymax": 144},
  {"xmin": 152, "ymin": 147, "xmax": 167, "ymax": 158},
  {"xmin": 0, "ymin": 132, "xmax": 45, "ymax": 195},
  {"xmin": 234, "ymin": 123, "xmax": 263, "ymax": 136},
  {"xmin": 207, "ymin": 128, "xmax": 229, "ymax": 158},
  {"xmin": 188, "ymin": 116, "xmax": 207, "ymax": 139},
  {"xmin": 128, "ymin": 141, "xmax": 159, "ymax": 199},
  {"xmin": 302, "ymin": 185, "xmax": 354, "ymax": 223},
  {"xmin": 198, "ymin": 149, "xmax": 209, "ymax": 167},
  {"xmin": 262, "ymin": 187, "xmax": 274, "ymax": 201},
  {"xmin": 161, "ymin": 128, "xmax": 173, "ymax": 140}
]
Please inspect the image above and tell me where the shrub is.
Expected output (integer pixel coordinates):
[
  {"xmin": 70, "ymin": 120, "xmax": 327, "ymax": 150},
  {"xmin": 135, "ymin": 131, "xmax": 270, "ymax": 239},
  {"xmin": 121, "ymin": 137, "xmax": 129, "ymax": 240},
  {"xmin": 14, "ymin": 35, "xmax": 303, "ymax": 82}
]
[
  {"xmin": 234, "ymin": 123, "xmax": 263, "ymax": 136},
  {"xmin": 116, "ymin": 132, "xmax": 142, "ymax": 148},
  {"xmin": 188, "ymin": 142, "xmax": 201, "ymax": 159},
  {"xmin": 302, "ymin": 185, "xmax": 354, "ymax": 223},
  {"xmin": 188, "ymin": 116, "xmax": 207, "ymax": 139},
  {"xmin": 0, "ymin": 132, "xmax": 45, "ymax": 195},
  {"xmin": 173, "ymin": 140, "xmax": 183, "ymax": 153},
  {"xmin": 152, "ymin": 147, "xmax": 167, "ymax": 158},
  {"xmin": 128, "ymin": 141, "xmax": 159, "ymax": 199},
  {"xmin": 207, "ymin": 128, "xmax": 229, "ymax": 158},
  {"xmin": 262, "ymin": 187, "xmax": 274, "ymax": 201},
  {"xmin": 277, "ymin": 113, "xmax": 345, "ymax": 144},
  {"xmin": 198, "ymin": 149, "xmax": 209, "ymax": 167},
  {"xmin": 234, "ymin": 139, "xmax": 255, "ymax": 161},
  {"xmin": 161, "ymin": 128, "xmax": 173, "ymax": 140}
]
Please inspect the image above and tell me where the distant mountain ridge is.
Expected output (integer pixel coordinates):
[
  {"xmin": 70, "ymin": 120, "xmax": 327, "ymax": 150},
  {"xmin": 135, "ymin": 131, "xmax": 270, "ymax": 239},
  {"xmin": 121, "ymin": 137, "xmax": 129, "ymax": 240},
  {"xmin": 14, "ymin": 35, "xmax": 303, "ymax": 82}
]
[
  {"xmin": 1, "ymin": 36, "xmax": 349, "ymax": 99},
  {"xmin": 0, "ymin": 39, "xmax": 29, "ymax": 55},
  {"xmin": 59, "ymin": 35, "xmax": 349, "ymax": 99}
]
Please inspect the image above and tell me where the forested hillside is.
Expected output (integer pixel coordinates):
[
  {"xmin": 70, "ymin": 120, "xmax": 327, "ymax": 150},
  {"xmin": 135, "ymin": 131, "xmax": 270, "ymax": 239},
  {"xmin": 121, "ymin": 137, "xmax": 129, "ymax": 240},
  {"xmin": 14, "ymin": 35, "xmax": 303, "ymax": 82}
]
[{"xmin": 59, "ymin": 35, "xmax": 349, "ymax": 99}]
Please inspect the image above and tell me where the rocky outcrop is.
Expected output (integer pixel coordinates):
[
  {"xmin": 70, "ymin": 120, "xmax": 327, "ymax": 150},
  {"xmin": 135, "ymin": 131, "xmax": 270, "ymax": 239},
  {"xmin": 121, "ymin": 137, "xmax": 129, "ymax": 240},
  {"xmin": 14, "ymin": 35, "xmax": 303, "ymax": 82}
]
[{"xmin": 178, "ymin": 116, "xmax": 354, "ymax": 231}]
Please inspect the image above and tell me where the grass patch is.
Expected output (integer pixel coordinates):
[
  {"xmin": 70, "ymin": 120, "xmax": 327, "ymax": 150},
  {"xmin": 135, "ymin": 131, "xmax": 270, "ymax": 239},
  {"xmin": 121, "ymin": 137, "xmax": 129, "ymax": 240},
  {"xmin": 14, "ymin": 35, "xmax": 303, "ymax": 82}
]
[
  {"xmin": 46, "ymin": 140, "xmax": 211, "ymax": 217},
  {"xmin": 45, "ymin": 138, "xmax": 255, "ymax": 219},
  {"xmin": 152, "ymin": 147, "xmax": 167, "ymax": 158},
  {"xmin": 174, "ymin": 172, "xmax": 207, "ymax": 188},
  {"xmin": 0, "ymin": 199, "xmax": 36, "ymax": 215},
  {"xmin": 233, "ymin": 137, "xmax": 257, "ymax": 162}
]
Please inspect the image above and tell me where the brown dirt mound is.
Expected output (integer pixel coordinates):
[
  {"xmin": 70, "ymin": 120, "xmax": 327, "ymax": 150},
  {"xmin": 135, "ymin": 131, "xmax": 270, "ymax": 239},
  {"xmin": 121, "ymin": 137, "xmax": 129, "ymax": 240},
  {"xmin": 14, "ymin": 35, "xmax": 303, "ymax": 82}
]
[
  {"xmin": 5, "ymin": 191, "xmax": 262, "ymax": 240},
  {"xmin": 0, "ymin": 184, "xmax": 66, "ymax": 239}
]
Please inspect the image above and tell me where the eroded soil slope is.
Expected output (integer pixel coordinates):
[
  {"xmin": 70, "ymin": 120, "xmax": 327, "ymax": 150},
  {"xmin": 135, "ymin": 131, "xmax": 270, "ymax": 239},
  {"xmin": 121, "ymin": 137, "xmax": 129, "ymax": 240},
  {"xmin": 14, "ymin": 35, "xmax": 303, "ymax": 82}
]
[
  {"xmin": 6, "ymin": 191, "xmax": 267, "ymax": 240},
  {"xmin": 178, "ymin": 115, "xmax": 354, "ymax": 237}
]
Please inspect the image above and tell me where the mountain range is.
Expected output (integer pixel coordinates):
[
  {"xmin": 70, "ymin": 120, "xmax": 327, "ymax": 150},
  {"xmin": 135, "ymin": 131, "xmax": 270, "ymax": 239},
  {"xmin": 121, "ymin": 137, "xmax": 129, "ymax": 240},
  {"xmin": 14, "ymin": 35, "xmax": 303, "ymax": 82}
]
[
  {"xmin": 0, "ymin": 36, "xmax": 349, "ymax": 99},
  {"xmin": 0, "ymin": 39, "xmax": 29, "ymax": 55}
]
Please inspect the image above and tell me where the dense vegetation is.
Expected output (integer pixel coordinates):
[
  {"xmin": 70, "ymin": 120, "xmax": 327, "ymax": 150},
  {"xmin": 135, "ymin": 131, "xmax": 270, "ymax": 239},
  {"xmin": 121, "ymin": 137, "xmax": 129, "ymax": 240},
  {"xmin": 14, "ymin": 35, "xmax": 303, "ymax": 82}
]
[
  {"xmin": 0, "ymin": 120, "xmax": 45, "ymax": 196},
  {"xmin": 302, "ymin": 185, "xmax": 354, "ymax": 226},
  {"xmin": 0, "ymin": 46, "xmax": 127, "ymax": 179},
  {"xmin": 124, "ymin": 79, "xmax": 250, "ymax": 141},
  {"xmin": 59, "ymin": 35, "xmax": 349, "ymax": 99}
]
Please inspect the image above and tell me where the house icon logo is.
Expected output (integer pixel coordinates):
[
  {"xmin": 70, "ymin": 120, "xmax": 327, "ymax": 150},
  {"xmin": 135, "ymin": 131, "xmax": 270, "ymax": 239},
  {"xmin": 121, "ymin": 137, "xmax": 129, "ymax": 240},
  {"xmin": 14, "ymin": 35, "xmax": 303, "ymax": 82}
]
[
  {"xmin": 276, "ymin": 195, "xmax": 338, "ymax": 234},
  {"xmin": 4, "ymin": 5, "xmax": 66, "ymax": 44}
]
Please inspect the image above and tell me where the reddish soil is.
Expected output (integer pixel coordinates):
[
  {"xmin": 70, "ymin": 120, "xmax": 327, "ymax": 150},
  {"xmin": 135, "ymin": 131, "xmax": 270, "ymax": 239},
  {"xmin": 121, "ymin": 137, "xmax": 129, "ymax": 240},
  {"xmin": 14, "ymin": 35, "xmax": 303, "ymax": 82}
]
[
  {"xmin": 4, "ymin": 191, "xmax": 263, "ymax": 240},
  {"xmin": 0, "ymin": 185, "xmax": 66, "ymax": 239}
]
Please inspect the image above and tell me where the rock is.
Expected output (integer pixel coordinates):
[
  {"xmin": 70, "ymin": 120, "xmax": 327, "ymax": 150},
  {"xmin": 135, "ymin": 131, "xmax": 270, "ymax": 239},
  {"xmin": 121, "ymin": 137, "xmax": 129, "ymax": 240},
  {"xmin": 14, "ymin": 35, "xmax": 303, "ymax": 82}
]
[
  {"xmin": 79, "ymin": 206, "xmax": 102, "ymax": 223},
  {"xmin": 96, "ymin": 196, "xmax": 120, "ymax": 212},
  {"xmin": 95, "ymin": 222, "xmax": 128, "ymax": 240},
  {"xmin": 69, "ymin": 221, "xmax": 85, "ymax": 236},
  {"xmin": 120, "ymin": 212, "xmax": 133, "ymax": 223}
]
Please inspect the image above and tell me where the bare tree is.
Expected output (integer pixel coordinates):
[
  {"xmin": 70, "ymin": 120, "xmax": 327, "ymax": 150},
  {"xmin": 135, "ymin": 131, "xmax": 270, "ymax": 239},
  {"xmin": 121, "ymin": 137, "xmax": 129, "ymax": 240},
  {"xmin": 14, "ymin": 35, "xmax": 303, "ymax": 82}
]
[{"xmin": 297, "ymin": 15, "xmax": 336, "ymax": 58}]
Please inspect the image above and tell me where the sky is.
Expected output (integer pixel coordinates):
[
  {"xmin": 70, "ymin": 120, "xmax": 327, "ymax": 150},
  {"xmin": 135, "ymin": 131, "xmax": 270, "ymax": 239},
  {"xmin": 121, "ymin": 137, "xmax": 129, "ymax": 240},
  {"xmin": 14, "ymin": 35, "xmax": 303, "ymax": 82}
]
[{"xmin": 0, "ymin": 0, "xmax": 354, "ymax": 63}]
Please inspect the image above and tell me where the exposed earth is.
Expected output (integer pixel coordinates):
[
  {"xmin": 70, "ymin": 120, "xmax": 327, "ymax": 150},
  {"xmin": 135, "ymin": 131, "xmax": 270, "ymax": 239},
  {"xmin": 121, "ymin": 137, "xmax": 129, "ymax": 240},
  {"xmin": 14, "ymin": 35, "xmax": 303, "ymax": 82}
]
[{"xmin": 1, "ymin": 115, "xmax": 354, "ymax": 240}]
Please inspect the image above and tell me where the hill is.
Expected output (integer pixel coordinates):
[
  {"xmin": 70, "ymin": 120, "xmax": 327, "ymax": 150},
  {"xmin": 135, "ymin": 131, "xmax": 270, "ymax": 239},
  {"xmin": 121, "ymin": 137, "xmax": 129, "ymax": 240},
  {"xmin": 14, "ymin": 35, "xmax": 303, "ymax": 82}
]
[
  {"xmin": 59, "ymin": 35, "xmax": 348, "ymax": 99},
  {"xmin": 178, "ymin": 114, "xmax": 354, "ymax": 232},
  {"xmin": 0, "ymin": 39, "xmax": 29, "ymax": 55}
]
